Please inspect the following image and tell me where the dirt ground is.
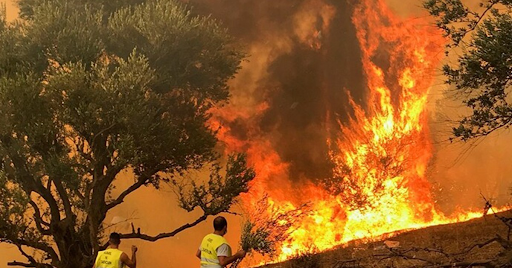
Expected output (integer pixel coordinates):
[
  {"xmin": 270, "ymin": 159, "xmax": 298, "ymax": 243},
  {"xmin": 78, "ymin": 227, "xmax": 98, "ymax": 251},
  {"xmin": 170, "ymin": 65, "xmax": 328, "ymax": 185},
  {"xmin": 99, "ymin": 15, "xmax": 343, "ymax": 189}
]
[{"xmin": 262, "ymin": 210, "xmax": 512, "ymax": 268}]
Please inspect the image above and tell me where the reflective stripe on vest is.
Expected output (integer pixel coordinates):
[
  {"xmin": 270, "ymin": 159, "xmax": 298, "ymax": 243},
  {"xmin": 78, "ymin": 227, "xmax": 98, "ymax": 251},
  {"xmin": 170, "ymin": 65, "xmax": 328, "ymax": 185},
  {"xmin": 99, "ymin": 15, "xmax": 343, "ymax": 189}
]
[
  {"xmin": 200, "ymin": 234, "xmax": 229, "ymax": 266},
  {"xmin": 94, "ymin": 248, "xmax": 124, "ymax": 268}
]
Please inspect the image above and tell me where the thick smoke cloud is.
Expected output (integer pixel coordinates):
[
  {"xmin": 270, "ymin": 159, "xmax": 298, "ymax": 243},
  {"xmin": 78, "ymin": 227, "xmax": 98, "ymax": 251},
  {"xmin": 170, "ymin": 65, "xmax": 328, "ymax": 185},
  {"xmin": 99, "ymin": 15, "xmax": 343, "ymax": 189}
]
[{"xmin": 190, "ymin": 0, "xmax": 366, "ymax": 181}]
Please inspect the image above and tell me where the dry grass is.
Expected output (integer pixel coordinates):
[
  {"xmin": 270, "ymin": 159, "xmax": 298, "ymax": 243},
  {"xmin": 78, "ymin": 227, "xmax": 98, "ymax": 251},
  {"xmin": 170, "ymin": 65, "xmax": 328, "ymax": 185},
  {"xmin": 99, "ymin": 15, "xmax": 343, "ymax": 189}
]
[{"xmin": 261, "ymin": 210, "xmax": 512, "ymax": 268}]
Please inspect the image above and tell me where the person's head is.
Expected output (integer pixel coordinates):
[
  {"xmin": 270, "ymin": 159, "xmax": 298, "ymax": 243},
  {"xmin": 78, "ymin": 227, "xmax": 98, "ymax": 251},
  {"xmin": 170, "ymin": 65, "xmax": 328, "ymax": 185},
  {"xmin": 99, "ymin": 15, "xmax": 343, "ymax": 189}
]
[
  {"xmin": 213, "ymin": 216, "xmax": 228, "ymax": 236},
  {"xmin": 109, "ymin": 232, "xmax": 121, "ymax": 246}
]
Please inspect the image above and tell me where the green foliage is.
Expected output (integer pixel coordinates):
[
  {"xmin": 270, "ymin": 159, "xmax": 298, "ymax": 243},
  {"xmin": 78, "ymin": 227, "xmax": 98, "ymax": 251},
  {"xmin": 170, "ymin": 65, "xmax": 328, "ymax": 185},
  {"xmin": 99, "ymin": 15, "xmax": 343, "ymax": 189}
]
[
  {"xmin": 424, "ymin": 0, "xmax": 512, "ymax": 140},
  {"xmin": 174, "ymin": 154, "xmax": 255, "ymax": 215},
  {"xmin": 107, "ymin": 0, "xmax": 242, "ymax": 98},
  {"xmin": 0, "ymin": 171, "xmax": 31, "ymax": 240},
  {"xmin": 240, "ymin": 220, "xmax": 274, "ymax": 255},
  {"xmin": 17, "ymin": 0, "xmax": 146, "ymax": 19},
  {"xmin": 423, "ymin": 0, "xmax": 472, "ymax": 46},
  {"xmin": 0, "ymin": 3, "xmax": 5, "ymax": 26},
  {"xmin": 0, "ymin": 0, "xmax": 250, "ymax": 267}
]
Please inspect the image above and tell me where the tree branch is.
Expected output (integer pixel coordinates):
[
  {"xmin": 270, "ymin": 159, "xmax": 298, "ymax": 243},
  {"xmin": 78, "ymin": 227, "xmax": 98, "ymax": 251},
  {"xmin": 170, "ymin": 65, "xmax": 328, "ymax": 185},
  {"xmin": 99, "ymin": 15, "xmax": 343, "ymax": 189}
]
[
  {"xmin": 6, "ymin": 149, "xmax": 61, "ymax": 224},
  {"xmin": 9, "ymin": 238, "xmax": 60, "ymax": 265},
  {"xmin": 7, "ymin": 261, "xmax": 35, "ymax": 267},
  {"xmin": 49, "ymin": 177, "xmax": 73, "ymax": 221},
  {"xmin": 105, "ymin": 177, "xmax": 149, "ymax": 210},
  {"xmin": 28, "ymin": 201, "xmax": 50, "ymax": 235},
  {"xmin": 15, "ymin": 244, "xmax": 37, "ymax": 266},
  {"xmin": 105, "ymin": 164, "xmax": 167, "ymax": 211},
  {"xmin": 452, "ymin": 2, "xmax": 497, "ymax": 46},
  {"xmin": 7, "ymin": 261, "xmax": 53, "ymax": 268},
  {"xmin": 115, "ymin": 214, "xmax": 208, "ymax": 243}
]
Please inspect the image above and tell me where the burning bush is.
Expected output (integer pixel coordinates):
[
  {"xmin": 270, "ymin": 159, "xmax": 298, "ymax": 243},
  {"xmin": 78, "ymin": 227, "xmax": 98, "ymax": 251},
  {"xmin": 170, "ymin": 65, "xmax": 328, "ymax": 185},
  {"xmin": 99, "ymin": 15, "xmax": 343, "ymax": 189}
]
[{"xmin": 232, "ymin": 195, "xmax": 309, "ymax": 267}]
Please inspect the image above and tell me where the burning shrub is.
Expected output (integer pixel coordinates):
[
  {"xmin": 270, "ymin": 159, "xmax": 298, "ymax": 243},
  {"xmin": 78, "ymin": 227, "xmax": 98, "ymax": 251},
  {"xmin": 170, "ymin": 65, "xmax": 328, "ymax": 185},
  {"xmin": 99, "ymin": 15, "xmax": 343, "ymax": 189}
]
[
  {"xmin": 240, "ymin": 221, "xmax": 274, "ymax": 255},
  {"xmin": 232, "ymin": 195, "xmax": 309, "ymax": 267}
]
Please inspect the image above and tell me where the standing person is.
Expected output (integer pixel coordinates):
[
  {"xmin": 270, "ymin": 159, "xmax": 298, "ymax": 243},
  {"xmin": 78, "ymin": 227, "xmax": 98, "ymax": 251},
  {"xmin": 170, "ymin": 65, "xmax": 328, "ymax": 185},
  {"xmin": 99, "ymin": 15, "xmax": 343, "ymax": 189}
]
[
  {"xmin": 93, "ymin": 232, "xmax": 138, "ymax": 268},
  {"xmin": 197, "ymin": 216, "xmax": 246, "ymax": 267}
]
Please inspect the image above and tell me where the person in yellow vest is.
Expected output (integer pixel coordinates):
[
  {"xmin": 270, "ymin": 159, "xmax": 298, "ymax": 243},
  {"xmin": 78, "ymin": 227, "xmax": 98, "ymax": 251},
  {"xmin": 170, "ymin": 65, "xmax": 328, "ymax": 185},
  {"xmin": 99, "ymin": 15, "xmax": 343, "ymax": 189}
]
[
  {"xmin": 93, "ymin": 232, "xmax": 138, "ymax": 268},
  {"xmin": 196, "ymin": 216, "xmax": 246, "ymax": 267}
]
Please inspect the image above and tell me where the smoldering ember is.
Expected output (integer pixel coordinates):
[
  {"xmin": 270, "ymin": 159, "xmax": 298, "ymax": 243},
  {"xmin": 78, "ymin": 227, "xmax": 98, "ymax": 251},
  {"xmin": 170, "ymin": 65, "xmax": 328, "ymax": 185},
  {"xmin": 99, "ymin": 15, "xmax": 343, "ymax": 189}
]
[{"xmin": 1, "ymin": 0, "xmax": 512, "ymax": 267}]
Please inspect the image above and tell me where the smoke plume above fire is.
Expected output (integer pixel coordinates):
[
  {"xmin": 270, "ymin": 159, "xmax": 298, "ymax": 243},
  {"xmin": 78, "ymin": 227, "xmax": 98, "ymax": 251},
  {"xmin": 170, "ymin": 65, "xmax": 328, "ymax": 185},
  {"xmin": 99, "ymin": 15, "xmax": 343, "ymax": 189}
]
[{"xmin": 193, "ymin": 0, "xmax": 368, "ymax": 183}]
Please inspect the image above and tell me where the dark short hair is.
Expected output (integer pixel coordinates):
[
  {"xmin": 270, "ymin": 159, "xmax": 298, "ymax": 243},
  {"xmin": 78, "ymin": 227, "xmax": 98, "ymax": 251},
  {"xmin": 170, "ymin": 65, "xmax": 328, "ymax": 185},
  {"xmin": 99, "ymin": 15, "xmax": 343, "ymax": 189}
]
[
  {"xmin": 213, "ymin": 216, "xmax": 227, "ymax": 231},
  {"xmin": 109, "ymin": 232, "xmax": 121, "ymax": 245}
]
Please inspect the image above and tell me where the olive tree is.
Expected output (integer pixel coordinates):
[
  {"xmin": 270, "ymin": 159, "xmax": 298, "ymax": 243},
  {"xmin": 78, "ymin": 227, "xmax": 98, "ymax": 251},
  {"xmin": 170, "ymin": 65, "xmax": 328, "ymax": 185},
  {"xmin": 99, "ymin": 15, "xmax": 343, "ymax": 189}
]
[{"xmin": 0, "ymin": 0, "xmax": 254, "ymax": 267}]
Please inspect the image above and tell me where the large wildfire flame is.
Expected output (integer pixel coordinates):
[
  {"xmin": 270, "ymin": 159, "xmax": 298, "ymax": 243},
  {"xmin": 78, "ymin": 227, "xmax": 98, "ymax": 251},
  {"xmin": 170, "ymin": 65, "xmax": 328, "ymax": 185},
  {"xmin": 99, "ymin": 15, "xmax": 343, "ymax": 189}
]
[{"xmin": 210, "ymin": 0, "xmax": 499, "ymax": 264}]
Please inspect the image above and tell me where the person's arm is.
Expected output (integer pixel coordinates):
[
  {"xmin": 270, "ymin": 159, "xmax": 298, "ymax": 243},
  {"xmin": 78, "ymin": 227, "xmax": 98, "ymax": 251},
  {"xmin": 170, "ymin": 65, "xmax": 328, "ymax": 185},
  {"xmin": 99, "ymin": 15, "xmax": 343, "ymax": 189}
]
[
  {"xmin": 196, "ymin": 249, "xmax": 201, "ymax": 260},
  {"xmin": 218, "ymin": 250, "xmax": 246, "ymax": 267},
  {"xmin": 120, "ymin": 246, "xmax": 137, "ymax": 268}
]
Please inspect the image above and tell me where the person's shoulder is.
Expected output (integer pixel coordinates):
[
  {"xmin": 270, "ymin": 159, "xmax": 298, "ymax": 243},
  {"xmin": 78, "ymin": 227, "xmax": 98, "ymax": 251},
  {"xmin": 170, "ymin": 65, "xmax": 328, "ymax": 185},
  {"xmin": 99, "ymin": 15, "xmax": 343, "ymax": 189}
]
[
  {"xmin": 219, "ymin": 243, "xmax": 231, "ymax": 249},
  {"xmin": 217, "ymin": 235, "xmax": 229, "ymax": 244},
  {"xmin": 119, "ymin": 252, "xmax": 130, "ymax": 263},
  {"xmin": 216, "ymin": 243, "xmax": 231, "ymax": 257},
  {"xmin": 104, "ymin": 248, "xmax": 125, "ymax": 255},
  {"xmin": 202, "ymin": 233, "xmax": 217, "ymax": 241}
]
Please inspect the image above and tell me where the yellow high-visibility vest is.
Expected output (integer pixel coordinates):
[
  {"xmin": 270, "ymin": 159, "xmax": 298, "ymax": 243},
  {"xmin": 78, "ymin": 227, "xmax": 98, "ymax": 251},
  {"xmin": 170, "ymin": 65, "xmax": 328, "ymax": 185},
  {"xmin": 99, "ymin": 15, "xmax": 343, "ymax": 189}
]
[
  {"xmin": 94, "ymin": 248, "xmax": 124, "ymax": 268},
  {"xmin": 200, "ymin": 234, "xmax": 229, "ymax": 266}
]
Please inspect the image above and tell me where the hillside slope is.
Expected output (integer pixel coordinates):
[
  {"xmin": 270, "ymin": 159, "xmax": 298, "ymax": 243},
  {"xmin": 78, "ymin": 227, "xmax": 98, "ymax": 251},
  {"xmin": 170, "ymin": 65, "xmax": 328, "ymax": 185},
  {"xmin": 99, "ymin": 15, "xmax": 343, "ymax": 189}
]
[{"xmin": 261, "ymin": 210, "xmax": 512, "ymax": 267}]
